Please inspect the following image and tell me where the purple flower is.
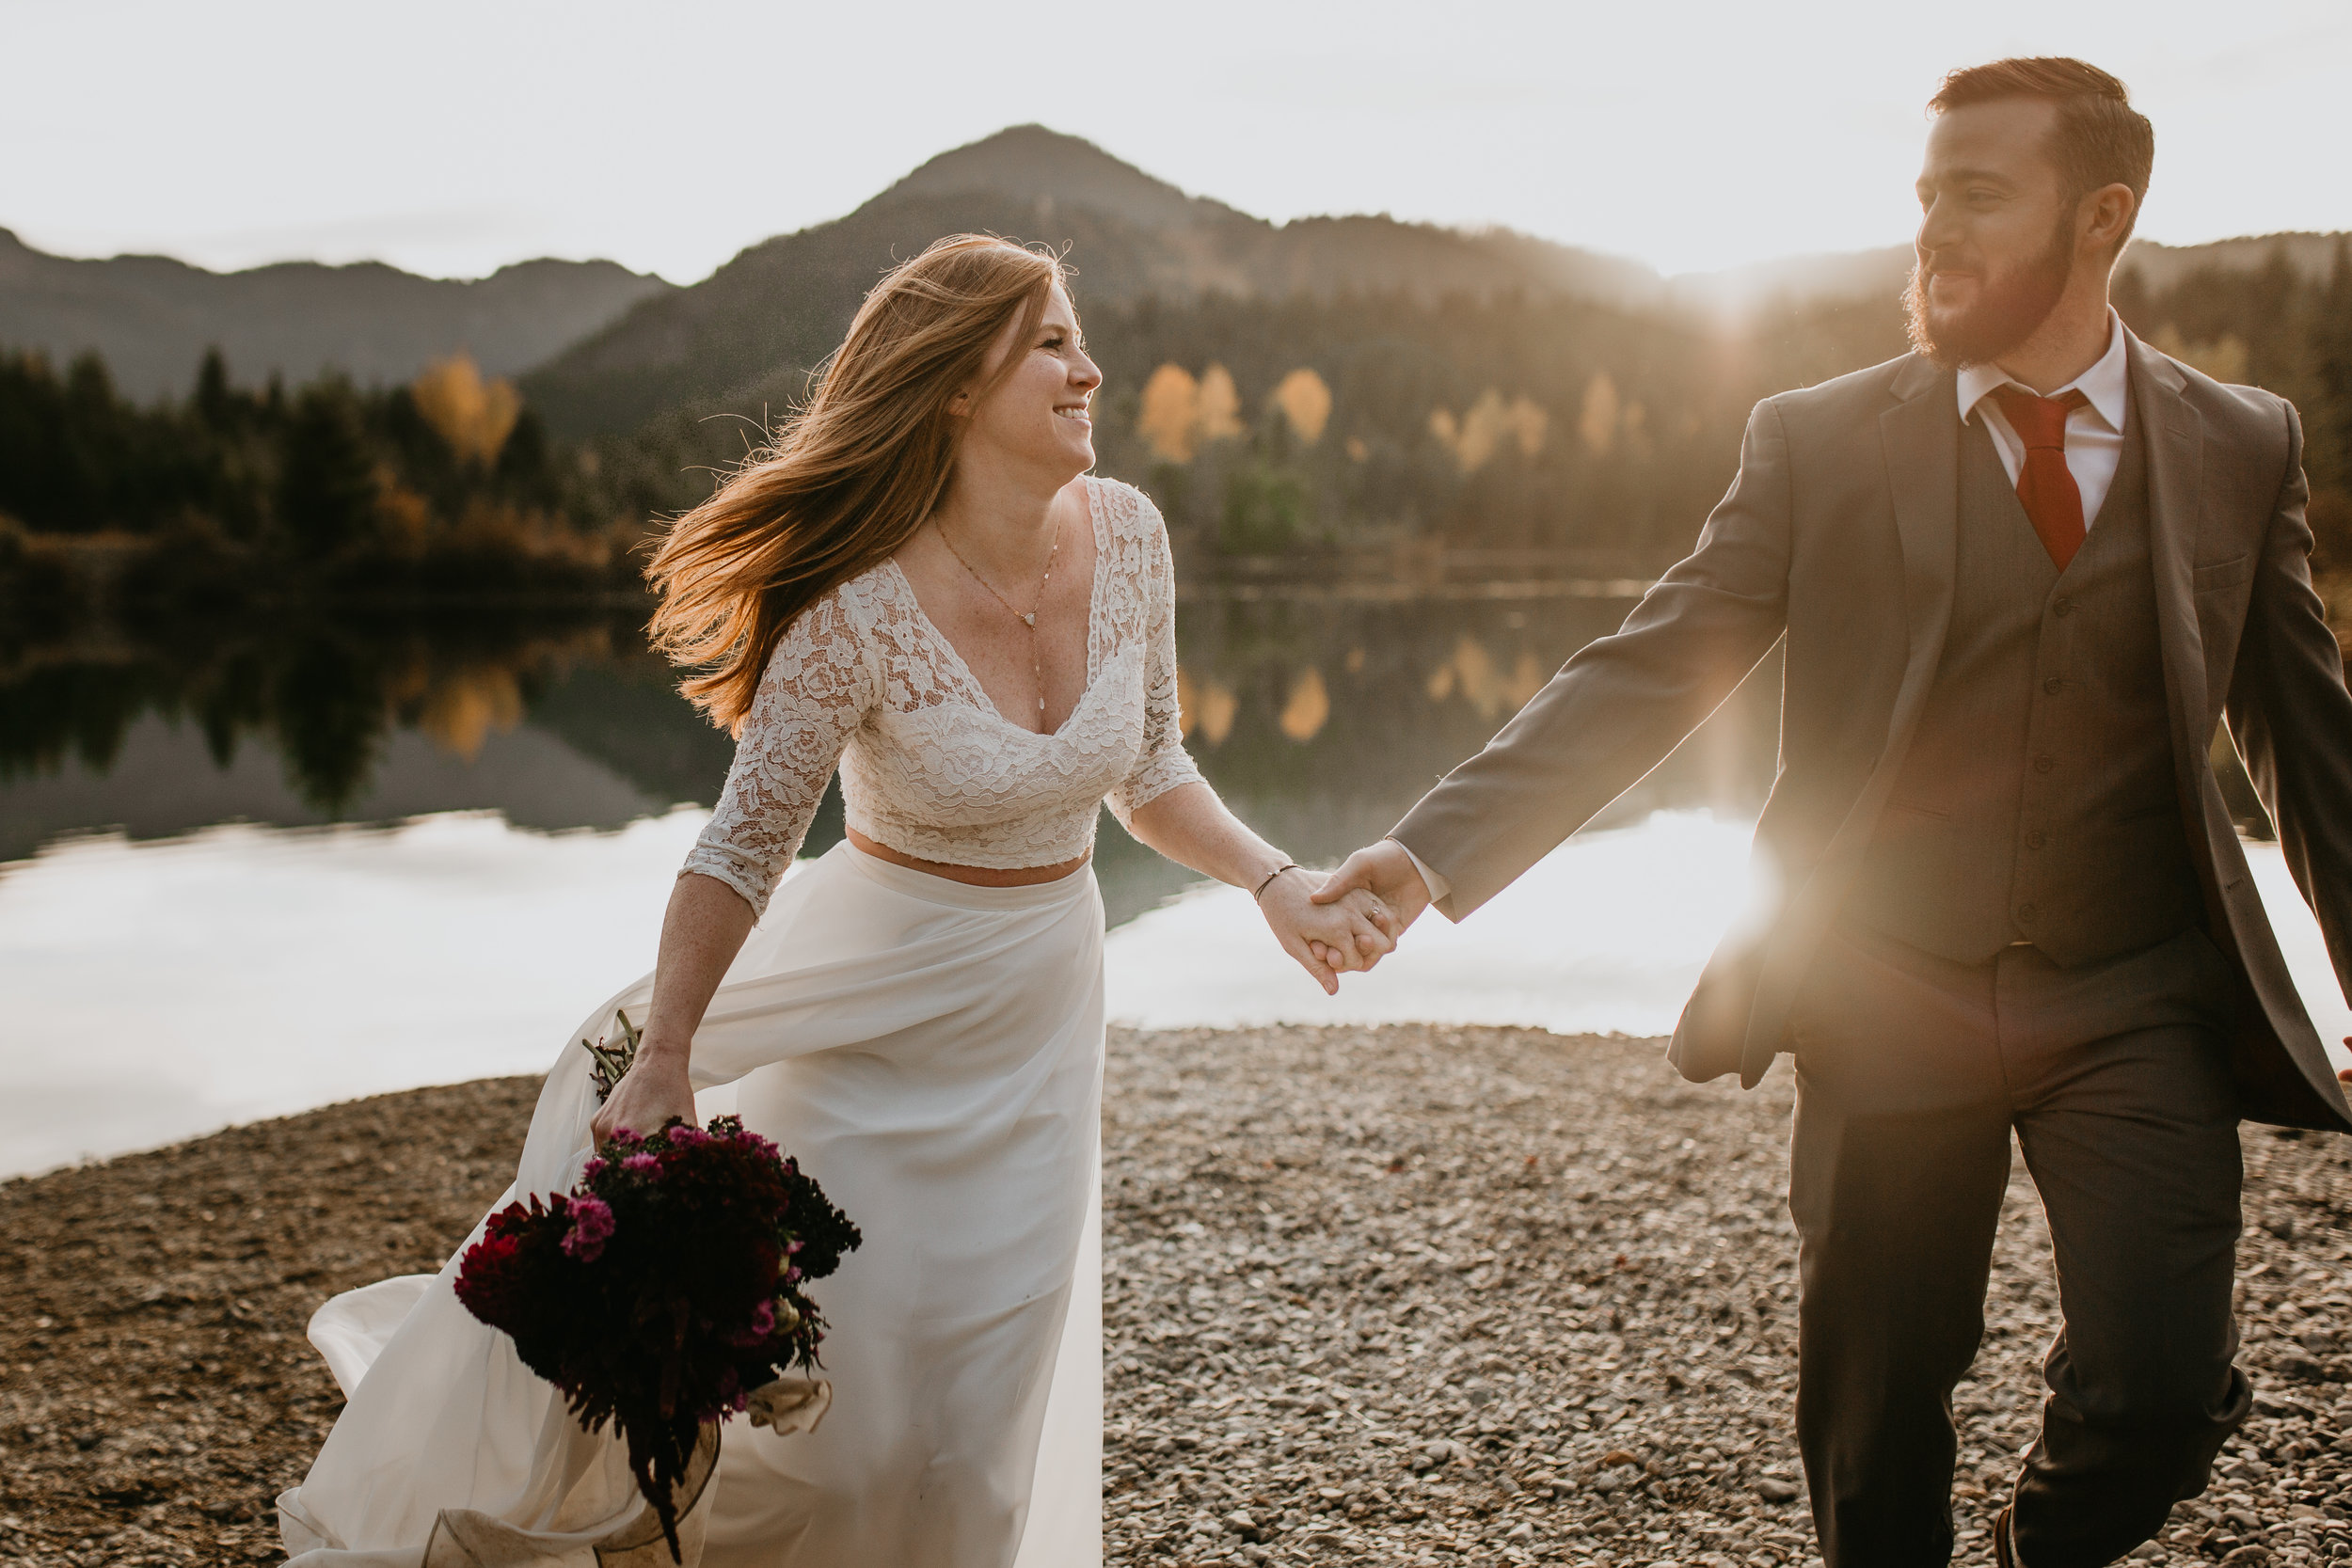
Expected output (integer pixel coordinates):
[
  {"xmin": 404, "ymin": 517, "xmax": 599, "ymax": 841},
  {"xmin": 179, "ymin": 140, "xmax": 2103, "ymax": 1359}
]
[
  {"xmin": 562, "ymin": 1196, "xmax": 616, "ymax": 1261},
  {"xmin": 622, "ymin": 1153, "xmax": 661, "ymax": 1178},
  {"xmin": 722, "ymin": 1298, "xmax": 777, "ymax": 1349}
]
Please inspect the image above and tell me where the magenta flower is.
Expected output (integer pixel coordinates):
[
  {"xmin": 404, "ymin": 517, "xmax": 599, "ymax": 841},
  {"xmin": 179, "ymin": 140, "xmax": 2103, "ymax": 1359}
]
[
  {"xmin": 622, "ymin": 1152, "xmax": 661, "ymax": 1177},
  {"xmin": 562, "ymin": 1195, "xmax": 616, "ymax": 1260}
]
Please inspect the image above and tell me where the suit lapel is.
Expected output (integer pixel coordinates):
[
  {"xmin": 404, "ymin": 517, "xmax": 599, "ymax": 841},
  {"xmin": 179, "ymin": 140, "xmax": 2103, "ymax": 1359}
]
[
  {"xmin": 1877, "ymin": 356, "xmax": 1963, "ymax": 767},
  {"xmin": 1822, "ymin": 357, "xmax": 1960, "ymax": 843}
]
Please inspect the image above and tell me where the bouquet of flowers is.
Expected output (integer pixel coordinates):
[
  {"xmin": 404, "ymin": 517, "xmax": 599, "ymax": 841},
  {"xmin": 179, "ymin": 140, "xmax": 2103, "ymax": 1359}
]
[{"xmin": 453, "ymin": 1013, "xmax": 861, "ymax": 1559}]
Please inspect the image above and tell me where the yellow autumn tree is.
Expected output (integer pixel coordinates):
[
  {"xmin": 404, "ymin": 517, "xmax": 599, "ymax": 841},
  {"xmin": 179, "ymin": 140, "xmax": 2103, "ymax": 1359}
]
[
  {"xmin": 1273, "ymin": 368, "xmax": 1332, "ymax": 444},
  {"xmin": 1139, "ymin": 362, "xmax": 1246, "ymax": 462},
  {"xmin": 1279, "ymin": 667, "xmax": 1330, "ymax": 742},
  {"xmin": 1197, "ymin": 364, "xmax": 1245, "ymax": 443},
  {"xmin": 411, "ymin": 353, "xmax": 522, "ymax": 466},
  {"xmin": 1177, "ymin": 666, "xmax": 1238, "ymax": 746},
  {"xmin": 1136, "ymin": 364, "xmax": 1202, "ymax": 462},
  {"xmin": 1430, "ymin": 390, "xmax": 1549, "ymax": 474},
  {"xmin": 1579, "ymin": 371, "xmax": 1621, "ymax": 456}
]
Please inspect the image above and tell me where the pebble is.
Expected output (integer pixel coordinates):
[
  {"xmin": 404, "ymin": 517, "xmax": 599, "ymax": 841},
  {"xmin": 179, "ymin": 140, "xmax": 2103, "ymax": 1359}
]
[
  {"xmin": 1100, "ymin": 1023, "xmax": 2352, "ymax": 1566},
  {"xmin": 4, "ymin": 1024, "xmax": 2351, "ymax": 1566}
]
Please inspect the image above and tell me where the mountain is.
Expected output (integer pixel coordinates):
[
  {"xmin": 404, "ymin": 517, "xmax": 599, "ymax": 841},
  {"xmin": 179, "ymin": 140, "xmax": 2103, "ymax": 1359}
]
[
  {"xmin": 861, "ymin": 122, "xmax": 1246, "ymax": 230},
  {"xmin": 0, "ymin": 230, "xmax": 674, "ymax": 402},
  {"xmin": 521, "ymin": 126, "xmax": 1664, "ymax": 435}
]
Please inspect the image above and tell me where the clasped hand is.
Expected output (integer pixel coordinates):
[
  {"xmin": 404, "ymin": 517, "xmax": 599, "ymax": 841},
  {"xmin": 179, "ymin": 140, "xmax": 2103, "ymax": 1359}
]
[{"xmin": 1257, "ymin": 840, "xmax": 1437, "ymax": 992}]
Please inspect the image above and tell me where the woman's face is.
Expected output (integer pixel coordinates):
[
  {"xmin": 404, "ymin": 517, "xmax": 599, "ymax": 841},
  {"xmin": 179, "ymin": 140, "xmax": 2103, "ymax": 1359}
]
[{"xmin": 959, "ymin": 282, "xmax": 1101, "ymax": 478}]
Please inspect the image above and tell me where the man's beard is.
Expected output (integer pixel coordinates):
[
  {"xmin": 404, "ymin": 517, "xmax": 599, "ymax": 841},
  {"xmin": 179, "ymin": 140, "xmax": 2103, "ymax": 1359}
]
[{"xmin": 1905, "ymin": 217, "xmax": 2075, "ymax": 369}]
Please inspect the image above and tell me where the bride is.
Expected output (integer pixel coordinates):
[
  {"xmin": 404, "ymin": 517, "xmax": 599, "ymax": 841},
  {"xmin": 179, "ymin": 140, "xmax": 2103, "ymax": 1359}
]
[{"xmin": 277, "ymin": 234, "xmax": 1396, "ymax": 1566}]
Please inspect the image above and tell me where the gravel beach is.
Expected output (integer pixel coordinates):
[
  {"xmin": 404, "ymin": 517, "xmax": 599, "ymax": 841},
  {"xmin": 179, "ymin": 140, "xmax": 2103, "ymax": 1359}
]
[{"xmin": 4, "ymin": 1024, "xmax": 2349, "ymax": 1567}]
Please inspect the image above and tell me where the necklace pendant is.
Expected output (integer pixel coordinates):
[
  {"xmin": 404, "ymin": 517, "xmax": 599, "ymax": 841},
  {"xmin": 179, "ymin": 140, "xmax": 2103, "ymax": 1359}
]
[{"xmin": 1022, "ymin": 611, "xmax": 1036, "ymax": 627}]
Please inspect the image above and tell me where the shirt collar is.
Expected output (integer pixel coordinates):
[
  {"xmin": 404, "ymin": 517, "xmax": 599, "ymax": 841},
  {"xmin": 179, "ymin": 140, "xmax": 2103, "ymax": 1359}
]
[{"xmin": 1955, "ymin": 309, "xmax": 2129, "ymax": 433}]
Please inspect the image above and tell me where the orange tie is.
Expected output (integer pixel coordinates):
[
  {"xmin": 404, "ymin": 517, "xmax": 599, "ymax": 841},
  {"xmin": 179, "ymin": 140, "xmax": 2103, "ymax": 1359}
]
[{"xmin": 1992, "ymin": 387, "xmax": 2091, "ymax": 571}]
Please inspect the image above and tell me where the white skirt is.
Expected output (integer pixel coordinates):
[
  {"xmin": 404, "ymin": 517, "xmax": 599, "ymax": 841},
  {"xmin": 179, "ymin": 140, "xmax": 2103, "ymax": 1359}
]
[{"xmin": 278, "ymin": 840, "xmax": 1106, "ymax": 1567}]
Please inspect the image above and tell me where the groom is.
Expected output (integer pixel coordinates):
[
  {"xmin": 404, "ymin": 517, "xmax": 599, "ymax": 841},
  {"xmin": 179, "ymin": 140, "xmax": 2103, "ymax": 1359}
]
[{"xmin": 1315, "ymin": 57, "xmax": 2352, "ymax": 1568}]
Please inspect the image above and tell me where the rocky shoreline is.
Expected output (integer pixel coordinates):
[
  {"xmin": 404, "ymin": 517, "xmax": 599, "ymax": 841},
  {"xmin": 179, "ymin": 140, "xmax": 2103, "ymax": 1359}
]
[{"xmin": 4, "ymin": 1024, "xmax": 2349, "ymax": 1566}]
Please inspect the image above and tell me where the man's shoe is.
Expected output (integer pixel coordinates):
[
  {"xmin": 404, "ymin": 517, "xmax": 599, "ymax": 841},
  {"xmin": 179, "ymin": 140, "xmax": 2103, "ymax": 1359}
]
[{"xmin": 1993, "ymin": 1503, "xmax": 2020, "ymax": 1568}]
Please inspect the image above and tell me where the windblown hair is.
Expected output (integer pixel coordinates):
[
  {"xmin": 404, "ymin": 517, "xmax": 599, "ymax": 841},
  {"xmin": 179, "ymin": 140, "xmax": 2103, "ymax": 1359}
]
[
  {"xmin": 645, "ymin": 234, "xmax": 1065, "ymax": 732},
  {"xmin": 1931, "ymin": 57, "xmax": 2154, "ymax": 250}
]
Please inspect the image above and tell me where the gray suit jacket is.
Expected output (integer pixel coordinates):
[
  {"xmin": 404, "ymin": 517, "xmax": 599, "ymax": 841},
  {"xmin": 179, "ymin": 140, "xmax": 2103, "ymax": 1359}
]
[{"xmin": 1393, "ymin": 331, "xmax": 2352, "ymax": 1132}]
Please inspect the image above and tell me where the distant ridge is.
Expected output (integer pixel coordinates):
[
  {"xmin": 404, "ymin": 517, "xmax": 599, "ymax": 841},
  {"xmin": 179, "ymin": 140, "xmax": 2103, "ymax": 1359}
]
[{"xmin": 0, "ymin": 230, "xmax": 674, "ymax": 401}]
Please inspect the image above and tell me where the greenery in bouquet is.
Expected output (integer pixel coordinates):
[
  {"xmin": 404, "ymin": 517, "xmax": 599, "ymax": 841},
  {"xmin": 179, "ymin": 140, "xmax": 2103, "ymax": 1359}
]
[{"xmin": 453, "ymin": 1115, "xmax": 861, "ymax": 1556}]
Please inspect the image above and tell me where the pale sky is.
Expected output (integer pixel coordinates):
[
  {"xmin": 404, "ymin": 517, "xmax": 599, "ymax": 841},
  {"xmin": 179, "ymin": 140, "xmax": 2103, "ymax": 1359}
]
[{"xmin": 4, "ymin": 0, "xmax": 2345, "ymax": 284}]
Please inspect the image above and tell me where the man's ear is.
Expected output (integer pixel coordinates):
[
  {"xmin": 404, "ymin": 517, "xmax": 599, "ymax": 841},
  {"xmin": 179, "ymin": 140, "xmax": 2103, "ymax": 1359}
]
[{"xmin": 2082, "ymin": 182, "xmax": 2136, "ymax": 259}]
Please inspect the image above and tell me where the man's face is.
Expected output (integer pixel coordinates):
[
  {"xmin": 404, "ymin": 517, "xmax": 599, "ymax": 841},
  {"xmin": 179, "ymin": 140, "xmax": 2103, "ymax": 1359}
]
[{"xmin": 1906, "ymin": 96, "xmax": 2078, "ymax": 367}]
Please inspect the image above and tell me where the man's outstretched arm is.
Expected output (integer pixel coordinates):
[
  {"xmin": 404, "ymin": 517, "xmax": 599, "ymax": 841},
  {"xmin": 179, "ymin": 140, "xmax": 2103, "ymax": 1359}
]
[{"xmin": 1319, "ymin": 396, "xmax": 1797, "ymax": 931}]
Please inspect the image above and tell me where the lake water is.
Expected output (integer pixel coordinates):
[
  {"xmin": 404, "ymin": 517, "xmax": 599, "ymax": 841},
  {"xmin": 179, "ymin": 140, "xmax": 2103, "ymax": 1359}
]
[{"xmin": 5, "ymin": 593, "xmax": 2344, "ymax": 1179}]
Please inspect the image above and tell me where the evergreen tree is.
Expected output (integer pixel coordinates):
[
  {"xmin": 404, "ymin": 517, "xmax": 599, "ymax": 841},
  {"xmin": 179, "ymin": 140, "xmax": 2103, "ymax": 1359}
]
[
  {"xmin": 194, "ymin": 348, "xmax": 234, "ymax": 432},
  {"xmin": 275, "ymin": 381, "xmax": 378, "ymax": 559}
]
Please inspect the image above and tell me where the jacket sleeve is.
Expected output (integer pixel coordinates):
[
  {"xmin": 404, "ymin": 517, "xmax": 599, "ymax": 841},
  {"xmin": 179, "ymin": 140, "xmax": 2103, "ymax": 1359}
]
[
  {"xmin": 2224, "ymin": 400, "xmax": 2352, "ymax": 993},
  {"xmin": 1392, "ymin": 398, "xmax": 1795, "ymax": 919}
]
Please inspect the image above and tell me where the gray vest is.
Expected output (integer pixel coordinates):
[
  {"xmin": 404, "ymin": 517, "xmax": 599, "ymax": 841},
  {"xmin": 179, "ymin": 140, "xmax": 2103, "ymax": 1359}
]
[{"xmin": 1844, "ymin": 404, "xmax": 2202, "ymax": 967}]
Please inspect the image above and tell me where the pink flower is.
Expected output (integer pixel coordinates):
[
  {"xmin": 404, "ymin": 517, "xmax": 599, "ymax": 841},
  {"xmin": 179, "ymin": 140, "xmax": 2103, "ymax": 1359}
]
[
  {"xmin": 581, "ymin": 1157, "xmax": 609, "ymax": 1180},
  {"xmin": 562, "ymin": 1196, "xmax": 616, "ymax": 1261},
  {"xmin": 622, "ymin": 1153, "xmax": 661, "ymax": 1178}
]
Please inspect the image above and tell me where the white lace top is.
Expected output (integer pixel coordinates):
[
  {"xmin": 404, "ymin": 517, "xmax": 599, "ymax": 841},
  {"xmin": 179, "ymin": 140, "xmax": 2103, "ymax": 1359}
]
[{"xmin": 679, "ymin": 477, "xmax": 1204, "ymax": 917}]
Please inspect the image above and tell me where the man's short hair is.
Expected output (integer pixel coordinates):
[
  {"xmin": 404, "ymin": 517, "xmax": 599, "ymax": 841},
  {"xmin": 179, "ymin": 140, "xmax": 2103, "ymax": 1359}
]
[{"xmin": 1931, "ymin": 56, "xmax": 2154, "ymax": 245}]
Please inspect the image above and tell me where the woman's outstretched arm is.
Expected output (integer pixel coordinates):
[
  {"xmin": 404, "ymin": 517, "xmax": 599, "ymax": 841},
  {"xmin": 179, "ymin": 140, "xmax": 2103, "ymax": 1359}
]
[
  {"xmin": 1123, "ymin": 781, "xmax": 1397, "ymax": 995},
  {"xmin": 591, "ymin": 871, "xmax": 757, "ymax": 1145}
]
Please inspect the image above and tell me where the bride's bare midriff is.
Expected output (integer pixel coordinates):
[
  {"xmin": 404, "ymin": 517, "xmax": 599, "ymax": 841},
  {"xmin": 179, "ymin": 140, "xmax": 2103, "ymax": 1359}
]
[{"xmin": 847, "ymin": 828, "xmax": 1091, "ymax": 886}]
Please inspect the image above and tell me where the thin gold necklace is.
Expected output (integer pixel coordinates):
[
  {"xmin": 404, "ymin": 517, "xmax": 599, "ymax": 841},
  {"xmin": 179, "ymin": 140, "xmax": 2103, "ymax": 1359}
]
[{"xmin": 937, "ymin": 509, "xmax": 1064, "ymax": 723}]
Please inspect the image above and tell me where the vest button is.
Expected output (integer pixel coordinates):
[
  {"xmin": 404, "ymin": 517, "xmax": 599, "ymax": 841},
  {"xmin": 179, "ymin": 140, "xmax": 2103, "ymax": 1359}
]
[
  {"xmin": 2054, "ymin": 597, "xmax": 2074, "ymax": 616},
  {"xmin": 2017, "ymin": 903, "xmax": 2039, "ymax": 923},
  {"xmin": 2026, "ymin": 830, "xmax": 2047, "ymax": 848},
  {"xmin": 2033, "ymin": 754, "xmax": 2057, "ymax": 773},
  {"xmin": 2042, "ymin": 677, "xmax": 2063, "ymax": 694}
]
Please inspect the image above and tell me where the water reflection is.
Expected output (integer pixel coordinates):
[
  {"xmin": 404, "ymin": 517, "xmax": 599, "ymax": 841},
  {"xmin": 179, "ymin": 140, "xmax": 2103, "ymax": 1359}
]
[{"xmin": 0, "ymin": 589, "xmax": 1784, "ymax": 924}]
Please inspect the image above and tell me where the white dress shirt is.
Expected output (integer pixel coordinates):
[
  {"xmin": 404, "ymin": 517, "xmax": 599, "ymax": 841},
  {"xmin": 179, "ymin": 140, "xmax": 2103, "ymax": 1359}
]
[
  {"xmin": 1955, "ymin": 309, "xmax": 2132, "ymax": 529},
  {"xmin": 1393, "ymin": 838, "xmax": 1453, "ymax": 905}
]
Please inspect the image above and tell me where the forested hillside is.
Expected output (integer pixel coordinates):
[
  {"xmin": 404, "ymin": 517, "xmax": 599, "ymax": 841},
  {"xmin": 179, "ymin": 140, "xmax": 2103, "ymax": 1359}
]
[{"xmin": 2, "ymin": 122, "xmax": 2347, "ymax": 624}]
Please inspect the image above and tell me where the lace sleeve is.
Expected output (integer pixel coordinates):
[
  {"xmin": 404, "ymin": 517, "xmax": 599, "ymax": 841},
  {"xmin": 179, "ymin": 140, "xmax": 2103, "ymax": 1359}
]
[
  {"xmin": 1106, "ymin": 492, "xmax": 1204, "ymax": 829},
  {"xmin": 679, "ymin": 587, "xmax": 879, "ymax": 918}
]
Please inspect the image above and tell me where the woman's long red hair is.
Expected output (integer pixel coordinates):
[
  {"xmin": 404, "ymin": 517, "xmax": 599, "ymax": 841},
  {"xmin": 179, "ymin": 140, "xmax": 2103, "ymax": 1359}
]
[{"xmin": 644, "ymin": 235, "xmax": 1064, "ymax": 733}]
